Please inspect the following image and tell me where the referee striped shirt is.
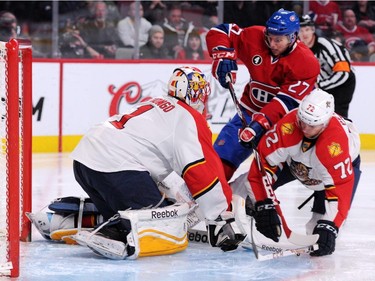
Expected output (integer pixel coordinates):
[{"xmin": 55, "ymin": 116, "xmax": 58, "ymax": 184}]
[{"xmin": 310, "ymin": 36, "xmax": 354, "ymax": 90}]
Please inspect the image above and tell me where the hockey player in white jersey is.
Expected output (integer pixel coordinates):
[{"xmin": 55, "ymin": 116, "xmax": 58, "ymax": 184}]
[
  {"xmin": 67, "ymin": 66, "xmax": 246, "ymax": 259},
  {"xmin": 243, "ymin": 89, "xmax": 361, "ymax": 256}
]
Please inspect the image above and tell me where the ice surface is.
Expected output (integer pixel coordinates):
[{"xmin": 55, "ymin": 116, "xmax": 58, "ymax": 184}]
[{"xmin": 5, "ymin": 152, "xmax": 375, "ymax": 281}]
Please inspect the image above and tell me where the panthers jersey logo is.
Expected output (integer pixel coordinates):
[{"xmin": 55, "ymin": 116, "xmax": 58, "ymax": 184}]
[
  {"xmin": 281, "ymin": 122, "xmax": 294, "ymax": 135},
  {"xmin": 327, "ymin": 142, "xmax": 343, "ymax": 157},
  {"xmin": 289, "ymin": 159, "xmax": 322, "ymax": 187}
]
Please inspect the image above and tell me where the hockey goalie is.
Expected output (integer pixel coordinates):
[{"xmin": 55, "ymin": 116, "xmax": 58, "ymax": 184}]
[{"xmin": 27, "ymin": 66, "xmax": 247, "ymax": 260}]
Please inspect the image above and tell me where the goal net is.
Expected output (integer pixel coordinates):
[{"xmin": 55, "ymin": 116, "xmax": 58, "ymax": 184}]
[{"xmin": 0, "ymin": 39, "xmax": 32, "ymax": 277}]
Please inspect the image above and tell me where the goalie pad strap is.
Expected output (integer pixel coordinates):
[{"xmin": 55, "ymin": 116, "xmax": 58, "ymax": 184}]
[{"xmin": 48, "ymin": 196, "xmax": 100, "ymax": 215}]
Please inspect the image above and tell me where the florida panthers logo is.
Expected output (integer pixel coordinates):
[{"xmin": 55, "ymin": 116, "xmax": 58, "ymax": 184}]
[
  {"xmin": 252, "ymin": 55, "xmax": 262, "ymax": 65},
  {"xmin": 290, "ymin": 159, "xmax": 322, "ymax": 187}
]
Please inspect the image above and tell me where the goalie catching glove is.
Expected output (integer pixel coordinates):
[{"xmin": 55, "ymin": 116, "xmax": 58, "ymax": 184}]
[
  {"xmin": 207, "ymin": 211, "xmax": 246, "ymax": 252},
  {"xmin": 253, "ymin": 198, "xmax": 281, "ymax": 242},
  {"xmin": 211, "ymin": 47, "xmax": 238, "ymax": 89},
  {"xmin": 239, "ymin": 113, "xmax": 271, "ymax": 148}
]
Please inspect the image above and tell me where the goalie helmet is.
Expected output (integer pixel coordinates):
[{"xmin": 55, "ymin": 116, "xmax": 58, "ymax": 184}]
[
  {"xmin": 265, "ymin": 9, "xmax": 299, "ymax": 43},
  {"xmin": 168, "ymin": 66, "xmax": 210, "ymax": 114},
  {"xmin": 298, "ymin": 89, "xmax": 335, "ymax": 127}
]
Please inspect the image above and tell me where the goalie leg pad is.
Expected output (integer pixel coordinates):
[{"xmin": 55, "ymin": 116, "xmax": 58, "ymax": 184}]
[
  {"xmin": 119, "ymin": 202, "xmax": 190, "ymax": 258},
  {"xmin": 26, "ymin": 197, "xmax": 102, "ymax": 243}
]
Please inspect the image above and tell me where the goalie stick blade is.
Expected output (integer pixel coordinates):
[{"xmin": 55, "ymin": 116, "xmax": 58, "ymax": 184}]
[
  {"xmin": 250, "ymin": 217, "xmax": 260, "ymax": 259},
  {"xmin": 187, "ymin": 229, "xmax": 210, "ymax": 245},
  {"xmin": 288, "ymin": 232, "xmax": 319, "ymax": 247},
  {"xmin": 253, "ymin": 244, "xmax": 319, "ymax": 261}
]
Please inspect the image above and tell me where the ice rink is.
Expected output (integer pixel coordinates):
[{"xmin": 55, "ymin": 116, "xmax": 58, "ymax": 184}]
[{"xmin": 4, "ymin": 151, "xmax": 375, "ymax": 281}]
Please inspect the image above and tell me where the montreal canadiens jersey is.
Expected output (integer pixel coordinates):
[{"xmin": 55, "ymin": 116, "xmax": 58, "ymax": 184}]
[
  {"xmin": 249, "ymin": 109, "xmax": 360, "ymax": 228},
  {"xmin": 206, "ymin": 24, "xmax": 320, "ymax": 124},
  {"xmin": 71, "ymin": 95, "xmax": 232, "ymax": 220}
]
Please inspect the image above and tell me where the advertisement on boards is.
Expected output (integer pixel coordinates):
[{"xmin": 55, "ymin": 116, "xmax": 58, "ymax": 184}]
[{"xmin": 31, "ymin": 61, "xmax": 375, "ymax": 152}]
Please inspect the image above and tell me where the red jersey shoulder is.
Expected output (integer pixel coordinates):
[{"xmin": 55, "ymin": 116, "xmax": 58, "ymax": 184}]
[
  {"xmin": 276, "ymin": 110, "xmax": 303, "ymax": 143},
  {"xmin": 259, "ymin": 110, "xmax": 301, "ymax": 152},
  {"xmin": 239, "ymin": 26, "xmax": 266, "ymax": 48},
  {"xmin": 177, "ymin": 100, "xmax": 211, "ymax": 137},
  {"xmin": 282, "ymin": 42, "xmax": 320, "ymax": 79},
  {"xmin": 315, "ymin": 117, "xmax": 350, "ymax": 161}
]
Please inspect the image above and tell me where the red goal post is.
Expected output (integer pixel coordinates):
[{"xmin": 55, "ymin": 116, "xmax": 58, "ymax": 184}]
[{"xmin": 0, "ymin": 39, "xmax": 32, "ymax": 277}]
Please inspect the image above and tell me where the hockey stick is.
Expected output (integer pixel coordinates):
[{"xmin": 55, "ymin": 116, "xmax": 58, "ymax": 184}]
[
  {"xmin": 252, "ymin": 145, "xmax": 319, "ymax": 246},
  {"xmin": 297, "ymin": 192, "xmax": 314, "ymax": 210},
  {"xmin": 227, "ymin": 81, "xmax": 247, "ymax": 128},
  {"xmin": 226, "ymin": 80, "xmax": 319, "ymax": 247},
  {"xmin": 244, "ymin": 217, "xmax": 317, "ymax": 261},
  {"xmin": 187, "ymin": 224, "xmax": 318, "ymax": 261}
]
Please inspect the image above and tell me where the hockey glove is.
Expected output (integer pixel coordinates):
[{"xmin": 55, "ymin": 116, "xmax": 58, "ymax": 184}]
[
  {"xmin": 310, "ymin": 220, "xmax": 338, "ymax": 256},
  {"xmin": 253, "ymin": 198, "xmax": 281, "ymax": 242},
  {"xmin": 239, "ymin": 113, "xmax": 271, "ymax": 148},
  {"xmin": 207, "ymin": 211, "xmax": 246, "ymax": 252},
  {"xmin": 212, "ymin": 47, "xmax": 238, "ymax": 89}
]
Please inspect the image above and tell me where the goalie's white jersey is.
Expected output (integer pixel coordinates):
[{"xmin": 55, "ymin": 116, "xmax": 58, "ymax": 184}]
[{"xmin": 71, "ymin": 95, "xmax": 232, "ymax": 220}]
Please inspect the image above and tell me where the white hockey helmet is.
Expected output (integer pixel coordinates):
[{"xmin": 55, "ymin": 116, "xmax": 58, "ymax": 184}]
[
  {"xmin": 298, "ymin": 89, "xmax": 335, "ymax": 126},
  {"xmin": 168, "ymin": 66, "xmax": 210, "ymax": 114}
]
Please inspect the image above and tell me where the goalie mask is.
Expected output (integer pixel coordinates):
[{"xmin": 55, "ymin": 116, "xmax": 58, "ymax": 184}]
[
  {"xmin": 168, "ymin": 66, "xmax": 210, "ymax": 114},
  {"xmin": 298, "ymin": 89, "xmax": 335, "ymax": 127}
]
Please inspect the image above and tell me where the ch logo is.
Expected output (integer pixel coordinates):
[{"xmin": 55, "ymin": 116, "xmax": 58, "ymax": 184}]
[{"xmin": 252, "ymin": 55, "xmax": 262, "ymax": 65}]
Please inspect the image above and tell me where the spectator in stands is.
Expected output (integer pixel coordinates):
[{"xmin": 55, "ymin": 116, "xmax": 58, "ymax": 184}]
[
  {"xmin": 335, "ymin": 8, "xmax": 375, "ymax": 57},
  {"xmin": 59, "ymin": 25, "xmax": 103, "ymax": 59},
  {"xmin": 176, "ymin": 29, "xmax": 210, "ymax": 60},
  {"xmin": 350, "ymin": 39, "xmax": 370, "ymax": 61},
  {"xmin": 309, "ymin": 0, "xmax": 342, "ymax": 37},
  {"xmin": 117, "ymin": 2, "xmax": 152, "ymax": 48},
  {"xmin": 162, "ymin": 3, "xmax": 194, "ymax": 58},
  {"xmin": 0, "ymin": 10, "xmax": 47, "ymax": 58},
  {"xmin": 143, "ymin": 0, "xmax": 167, "ymax": 26},
  {"xmin": 139, "ymin": 24, "xmax": 171, "ymax": 59},
  {"xmin": 84, "ymin": 0, "xmax": 120, "ymax": 26},
  {"xmin": 352, "ymin": 0, "xmax": 375, "ymax": 34},
  {"xmin": 0, "ymin": 10, "xmax": 19, "ymax": 41},
  {"xmin": 77, "ymin": 1, "xmax": 123, "ymax": 59},
  {"xmin": 223, "ymin": 1, "xmax": 282, "ymax": 28}
]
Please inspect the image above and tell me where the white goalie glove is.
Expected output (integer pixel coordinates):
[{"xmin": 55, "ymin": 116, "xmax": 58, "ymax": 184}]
[
  {"xmin": 207, "ymin": 210, "xmax": 246, "ymax": 252},
  {"xmin": 157, "ymin": 171, "xmax": 202, "ymax": 228}
]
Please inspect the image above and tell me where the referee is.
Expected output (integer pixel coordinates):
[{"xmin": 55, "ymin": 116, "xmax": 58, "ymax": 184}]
[{"xmin": 299, "ymin": 14, "xmax": 356, "ymax": 118}]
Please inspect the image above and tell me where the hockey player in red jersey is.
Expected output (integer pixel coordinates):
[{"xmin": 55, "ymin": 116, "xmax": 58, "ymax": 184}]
[
  {"xmin": 206, "ymin": 9, "xmax": 320, "ymax": 181},
  {"xmin": 65, "ymin": 66, "xmax": 246, "ymax": 259},
  {"xmin": 247, "ymin": 89, "xmax": 361, "ymax": 256}
]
